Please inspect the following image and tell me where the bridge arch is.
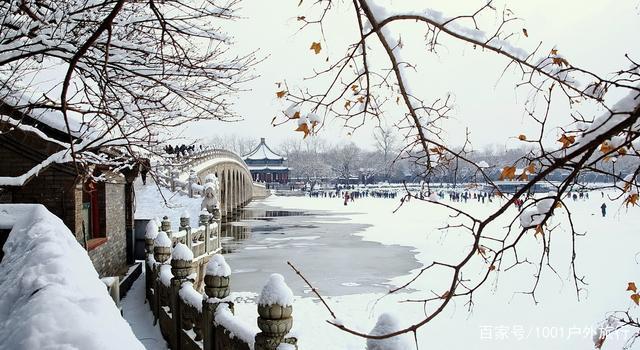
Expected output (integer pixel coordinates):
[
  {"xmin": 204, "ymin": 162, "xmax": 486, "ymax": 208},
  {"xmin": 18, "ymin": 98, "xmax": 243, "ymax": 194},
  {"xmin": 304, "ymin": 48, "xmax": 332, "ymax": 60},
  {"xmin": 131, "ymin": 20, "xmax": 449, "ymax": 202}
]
[{"xmin": 174, "ymin": 149, "xmax": 267, "ymax": 218}]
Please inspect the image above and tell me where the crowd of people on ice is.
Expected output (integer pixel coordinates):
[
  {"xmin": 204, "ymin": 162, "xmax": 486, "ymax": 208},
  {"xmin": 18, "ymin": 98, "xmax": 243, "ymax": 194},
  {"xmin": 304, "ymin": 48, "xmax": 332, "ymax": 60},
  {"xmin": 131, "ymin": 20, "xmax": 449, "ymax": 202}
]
[{"xmin": 304, "ymin": 184, "xmax": 606, "ymax": 214}]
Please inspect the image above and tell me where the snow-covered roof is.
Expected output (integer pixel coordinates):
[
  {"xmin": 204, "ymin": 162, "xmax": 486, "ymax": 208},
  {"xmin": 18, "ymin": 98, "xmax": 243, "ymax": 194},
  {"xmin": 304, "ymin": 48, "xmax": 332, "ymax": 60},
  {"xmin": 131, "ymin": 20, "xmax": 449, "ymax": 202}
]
[{"xmin": 243, "ymin": 138, "xmax": 285, "ymax": 161}]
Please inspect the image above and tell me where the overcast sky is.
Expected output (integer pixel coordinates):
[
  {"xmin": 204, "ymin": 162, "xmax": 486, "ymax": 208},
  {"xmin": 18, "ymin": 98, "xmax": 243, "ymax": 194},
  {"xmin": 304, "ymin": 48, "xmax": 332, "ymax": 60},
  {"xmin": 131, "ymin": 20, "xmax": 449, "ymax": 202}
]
[{"xmin": 178, "ymin": 0, "xmax": 640, "ymax": 152}]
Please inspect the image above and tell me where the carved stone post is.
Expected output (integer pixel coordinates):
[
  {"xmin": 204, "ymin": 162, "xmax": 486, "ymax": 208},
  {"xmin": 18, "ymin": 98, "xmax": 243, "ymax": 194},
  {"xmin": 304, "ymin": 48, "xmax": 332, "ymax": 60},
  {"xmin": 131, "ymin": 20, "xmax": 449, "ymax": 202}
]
[
  {"xmin": 153, "ymin": 231, "xmax": 172, "ymax": 324},
  {"xmin": 171, "ymin": 243, "xmax": 194, "ymax": 350},
  {"xmin": 145, "ymin": 219, "xmax": 159, "ymax": 301},
  {"xmin": 255, "ymin": 274, "xmax": 297, "ymax": 350},
  {"xmin": 180, "ymin": 211, "xmax": 192, "ymax": 248},
  {"xmin": 145, "ymin": 219, "xmax": 158, "ymax": 256},
  {"xmin": 188, "ymin": 170, "xmax": 198, "ymax": 198},
  {"xmin": 171, "ymin": 169, "xmax": 179, "ymax": 192},
  {"xmin": 153, "ymin": 231, "xmax": 172, "ymax": 265},
  {"xmin": 203, "ymin": 254, "xmax": 232, "ymax": 350},
  {"xmin": 200, "ymin": 209, "xmax": 212, "ymax": 253},
  {"xmin": 161, "ymin": 215, "xmax": 173, "ymax": 243}
]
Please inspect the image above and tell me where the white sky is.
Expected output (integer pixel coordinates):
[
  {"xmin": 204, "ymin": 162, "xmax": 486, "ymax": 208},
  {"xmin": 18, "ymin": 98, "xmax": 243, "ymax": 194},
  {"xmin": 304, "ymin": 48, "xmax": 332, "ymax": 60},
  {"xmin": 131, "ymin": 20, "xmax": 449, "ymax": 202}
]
[{"xmin": 178, "ymin": 0, "xmax": 640, "ymax": 151}]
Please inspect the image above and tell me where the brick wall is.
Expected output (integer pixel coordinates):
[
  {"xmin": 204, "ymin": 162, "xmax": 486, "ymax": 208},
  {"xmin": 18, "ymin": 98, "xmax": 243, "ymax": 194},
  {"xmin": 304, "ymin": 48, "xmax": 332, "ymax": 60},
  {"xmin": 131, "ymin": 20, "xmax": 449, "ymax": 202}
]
[
  {"xmin": 1, "ymin": 131, "xmax": 131, "ymax": 278},
  {"xmin": 88, "ymin": 179, "xmax": 128, "ymax": 277},
  {"xmin": 0, "ymin": 142, "xmax": 80, "ymax": 233}
]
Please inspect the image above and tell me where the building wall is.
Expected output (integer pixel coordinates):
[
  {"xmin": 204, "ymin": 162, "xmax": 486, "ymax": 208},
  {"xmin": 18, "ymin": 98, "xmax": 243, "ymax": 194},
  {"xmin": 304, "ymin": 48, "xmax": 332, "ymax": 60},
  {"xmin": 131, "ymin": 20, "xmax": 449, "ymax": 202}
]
[
  {"xmin": 88, "ymin": 179, "xmax": 128, "ymax": 277},
  {"xmin": 0, "ymin": 140, "xmax": 80, "ymax": 233},
  {"xmin": 1, "ymin": 132, "xmax": 130, "ymax": 277}
]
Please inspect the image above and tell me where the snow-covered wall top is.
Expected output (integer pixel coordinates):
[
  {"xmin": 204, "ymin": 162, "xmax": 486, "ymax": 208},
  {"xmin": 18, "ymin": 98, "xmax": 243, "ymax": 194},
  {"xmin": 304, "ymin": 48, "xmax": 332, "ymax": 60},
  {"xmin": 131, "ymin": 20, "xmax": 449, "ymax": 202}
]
[{"xmin": 0, "ymin": 204, "xmax": 144, "ymax": 349}]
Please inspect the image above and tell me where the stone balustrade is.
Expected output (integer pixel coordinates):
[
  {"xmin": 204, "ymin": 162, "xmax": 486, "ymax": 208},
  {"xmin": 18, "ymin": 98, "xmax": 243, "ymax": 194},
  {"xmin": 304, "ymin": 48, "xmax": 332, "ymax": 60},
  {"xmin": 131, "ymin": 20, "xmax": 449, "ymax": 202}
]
[
  {"xmin": 145, "ymin": 232, "xmax": 299, "ymax": 350},
  {"xmin": 152, "ymin": 148, "xmax": 257, "ymax": 219}
]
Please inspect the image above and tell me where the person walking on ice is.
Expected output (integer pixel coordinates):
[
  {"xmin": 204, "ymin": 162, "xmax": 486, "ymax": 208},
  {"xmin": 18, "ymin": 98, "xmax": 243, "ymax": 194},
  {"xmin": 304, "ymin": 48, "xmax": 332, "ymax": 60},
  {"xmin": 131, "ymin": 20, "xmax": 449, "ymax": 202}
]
[{"xmin": 601, "ymin": 202, "xmax": 607, "ymax": 217}]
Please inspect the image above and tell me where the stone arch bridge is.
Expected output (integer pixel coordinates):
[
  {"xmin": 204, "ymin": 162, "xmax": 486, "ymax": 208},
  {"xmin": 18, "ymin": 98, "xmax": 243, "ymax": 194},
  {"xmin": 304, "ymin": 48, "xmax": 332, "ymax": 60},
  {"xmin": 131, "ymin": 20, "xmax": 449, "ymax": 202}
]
[{"xmin": 162, "ymin": 149, "xmax": 268, "ymax": 218}]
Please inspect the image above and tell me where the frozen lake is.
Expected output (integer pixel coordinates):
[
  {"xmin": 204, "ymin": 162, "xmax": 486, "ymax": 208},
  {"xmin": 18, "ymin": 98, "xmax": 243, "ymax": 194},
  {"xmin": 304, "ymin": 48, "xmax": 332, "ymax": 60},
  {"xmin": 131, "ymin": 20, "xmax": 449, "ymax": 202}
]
[
  {"xmin": 225, "ymin": 191, "xmax": 640, "ymax": 350},
  {"xmin": 220, "ymin": 199, "xmax": 421, "ymax": 296}
]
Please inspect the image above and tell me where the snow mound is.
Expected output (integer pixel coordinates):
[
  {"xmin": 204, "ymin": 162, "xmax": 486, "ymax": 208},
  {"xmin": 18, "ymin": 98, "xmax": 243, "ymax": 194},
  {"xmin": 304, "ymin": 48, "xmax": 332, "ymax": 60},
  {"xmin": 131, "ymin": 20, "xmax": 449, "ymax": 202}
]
[
  {"xmin": 214, "ymin": 303, "xmax": 258, "ymax": 347},
  {"xmin": 206, "ymin": 254, "xmax": 231, "ymax": 277},
  {"xmin": 258, "ymin": 273, "xmax": 294, "ymax": 306},
  {"xmin": 172, "ymin": 243, "xmax": 194, "ymax": 261},
  {"xmin": 155, "ymin": 231, "xmax": 172, "ymax": 248},
  {"xmin": 366, "ymin": 313, "xmax": 412, "ymax": 350},
  {"xmin": 0, "ymin": 204, "xmax": 143, "ymax": 349},
  {"xmin": 145, "ymin": 219, "xmax": 159, "ymax": 239},
  {"xmin": 179, "ymin": 282, "xmax": 203, "ymax": 312}
]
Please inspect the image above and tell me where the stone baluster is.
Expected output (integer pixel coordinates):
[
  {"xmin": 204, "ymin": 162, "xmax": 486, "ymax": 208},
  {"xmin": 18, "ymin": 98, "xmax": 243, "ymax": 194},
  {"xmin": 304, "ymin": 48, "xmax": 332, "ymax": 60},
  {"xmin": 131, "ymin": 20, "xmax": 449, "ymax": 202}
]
[
  {"xmin": 171, "ymin": 243, "xmax": 194, "ymax": 350},
  {"xmin": 170, "ymin": 169, "xmax": 179, "ymax": 192},
  {"xmin": 145, "ymin": 219, "xmax": 159, "ymax": 256},
  {"xmin": 202, "ymin": 254, "xmax": 232, "ymax": 350},
  {"xmin": 161, "ymin": 215, "xmax": 173, "ymax": 244},
  {"xmin": 153, "ymin": 231, "xmax": 172, "ymax": 265},
  {"xmin": 144, "ymin": 219, "xmax": 159, "ymax": 299},
  {"xmin": 199, "ymin": 209, "xmax": 212, "ymax": 253},
  {"xmin": 255, "ymin": 274, "xmax": 297, "ymax": 350},
  {"xmin": 152, "ymin": 231, "xmax": 172, "ymax": 324},
  {"xmin": 188, "ymin": 170, "xmax": 197, "ymax": 198},
  {"xmin": 179, "ymin": 212, "xmax": 192, "ymax": 248}
]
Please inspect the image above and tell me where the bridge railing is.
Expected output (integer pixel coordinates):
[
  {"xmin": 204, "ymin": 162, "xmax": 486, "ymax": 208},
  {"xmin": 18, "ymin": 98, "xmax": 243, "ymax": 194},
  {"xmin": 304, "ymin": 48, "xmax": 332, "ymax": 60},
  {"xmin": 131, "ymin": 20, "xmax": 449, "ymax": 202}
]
[
  {"xmin": 144, "ymin": 215, "xmax": 299, "ymax": 350},
  {"xmin": 159, "ymin": 148, "xmax": 252, "ymax": 177}
]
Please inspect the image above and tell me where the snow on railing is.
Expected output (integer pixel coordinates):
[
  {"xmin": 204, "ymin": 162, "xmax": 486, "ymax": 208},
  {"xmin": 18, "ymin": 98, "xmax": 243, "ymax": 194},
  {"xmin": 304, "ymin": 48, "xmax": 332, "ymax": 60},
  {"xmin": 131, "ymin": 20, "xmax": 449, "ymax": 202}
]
[
  {"xmin": 0, "ymin": 204, "xmax": 143, "ymax": 349},
  {"xmin": 144, "ymin": 242, "xmax": 299, "ymax": 350}
]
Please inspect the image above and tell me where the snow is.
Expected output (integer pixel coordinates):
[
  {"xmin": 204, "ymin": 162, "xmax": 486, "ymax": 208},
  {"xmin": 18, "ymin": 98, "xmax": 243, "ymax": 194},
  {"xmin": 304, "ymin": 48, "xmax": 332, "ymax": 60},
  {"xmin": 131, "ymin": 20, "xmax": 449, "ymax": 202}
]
[
  {"xmin": 154, "ymin": 231, "xmax": 172, "ymax": 248},
  {"xmin": 0, "ymin": 149, "xmax": 72, "ymax": 186},
  {"xmin": 518, "ymin": 192, "xmax": 557, "ymax": 228},
  {"xmin": 366, "ymin": 313, "xmax": 412, "ymax": 350},
  {"xmin": 121, "ymin": 266, "xmax": 169, "ymax": 349},
  {"xmin": 244, "ymin": 138, "xmax": 285, "ymax": 160},
  {"xmin": 276, "ymin": 344, "xmax": 297, "ymax": 350},
  {"xmin": 159, "ymin": 265, "xmax": 174, "ymax": 287},
  {"xmin": 0, "ymin": 204, "xmax": 143, "ymax": 349},
  {"xmin": 181, "ymin": 210, "xmax": 191, "ymax": 219},
  {"xmin": 478, "ymin": 161, "xmax": 490, "ymax": 168},
  {"xmin": 213, "ymin": 303, "xmax": 258, "ymax": 347},
  {"xmin": 206, "ymin": 254, "xmax": 232, "ymax": 277},
  {"xmin": 258, "ymin": 273, "xmax": 294, "ymax": 307},
  {"xmin": 204, "ymin": 174, "xmax": 218, "ymax": 182},
  {"xmin": 134, "ymin": 178, "xmax": 204, "ymax": 230},
  {"xmin": 145, "ymin": 219, "xmax": 159, "ymax": 239},
  {"xmin": 519, "ymin": 207, "xmax": 542, "ymax": 228},
  {"xmin": 230, "ymin": 191, "xmax": 640, "ymax": 350},
  {"xmin": 172, "ymin": 242, "xmax": 194, "ymax": 261},
  {"xmin": 179, "ymin": 282, "xmax": 204, "ymax": 312},
  {"xmin": 574, "ymin": 82, "xmax": 640, "ymax": 148}
]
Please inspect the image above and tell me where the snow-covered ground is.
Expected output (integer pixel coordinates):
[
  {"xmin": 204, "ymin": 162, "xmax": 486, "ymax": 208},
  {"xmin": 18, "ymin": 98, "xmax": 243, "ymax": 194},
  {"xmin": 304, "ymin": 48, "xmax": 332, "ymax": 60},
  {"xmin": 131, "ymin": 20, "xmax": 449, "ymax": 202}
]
[
  {"xmin": 134, "ymin": 178, "xmax": 203, "ymax": 230},
  {"xmin": 225, "ymin": 192, "xmax": 640, "ymax": 350},
  {"xmin": 121, "ymin": 266, "xmax": 169, "ymax": 349},
  {"xmin": 129, "ymin": 179, "xmax": 640, "ymax": 349}
]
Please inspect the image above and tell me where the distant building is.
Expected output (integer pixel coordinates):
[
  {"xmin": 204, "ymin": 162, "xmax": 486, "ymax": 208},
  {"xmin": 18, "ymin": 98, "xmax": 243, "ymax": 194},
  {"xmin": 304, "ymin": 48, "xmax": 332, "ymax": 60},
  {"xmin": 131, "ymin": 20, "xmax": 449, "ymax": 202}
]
[{"xmin": 243, "ymin": 138, "xmax": 289, "ymax": 184}]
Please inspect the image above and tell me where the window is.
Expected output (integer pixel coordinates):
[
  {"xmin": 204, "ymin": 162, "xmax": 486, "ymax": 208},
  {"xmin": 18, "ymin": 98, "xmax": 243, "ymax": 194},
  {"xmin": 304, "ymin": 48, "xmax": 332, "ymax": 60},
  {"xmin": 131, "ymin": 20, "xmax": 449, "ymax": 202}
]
[{"xmin": 82, "ymin": 180, "xmax": 106, "ymax": 250}]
